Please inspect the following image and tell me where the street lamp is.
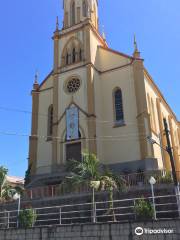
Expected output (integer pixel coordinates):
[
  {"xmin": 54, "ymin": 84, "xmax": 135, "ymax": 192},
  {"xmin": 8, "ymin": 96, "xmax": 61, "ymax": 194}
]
[
  {"xmin": 13, "ymin": 193, "xmax": 21, "ymax": 228},
  {"xmin": 147, "ymin": 136, "xmax": 178, "ymax": 187},
  {"xmin": 149, "ymin": 176, "xmax": 157, "ymax": 220},
  {"xmin": 147, "ymin": 135, "xmax": 180, "ymax": 216}
]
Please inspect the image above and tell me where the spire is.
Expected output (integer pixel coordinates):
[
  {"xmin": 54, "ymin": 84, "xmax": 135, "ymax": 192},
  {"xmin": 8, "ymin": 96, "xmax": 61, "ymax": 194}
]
[
  {"xmin": 33, "ymin": 70, "xmax": 39, "ymax": 90},
  {"xmin": 134, "ymin": 34, "xmax": 138, "ymax": 52},
  {"xmin": 56, "ymin": 16, "xmax": 59, "ymax": 31},
  {"xmin": 34, "ymin": 70, "xmax": 38, "ymax": 84},
  {"xmin": 102, "ymin": 25, "xmax": 106, "ymax": 42},
  {"xmin": 133, "ymin": 34, "xmax": 140, "ymax": 58}
]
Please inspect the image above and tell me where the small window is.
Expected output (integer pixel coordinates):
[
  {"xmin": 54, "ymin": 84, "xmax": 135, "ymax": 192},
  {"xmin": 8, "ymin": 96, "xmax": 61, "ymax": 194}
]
[
  {"xmin": 71, "ymin": 1, "xmax": 75, "ymax": 25},
  {"xmin": 72, "ymin": 48, "xmax": 76, "ymax": 63},
  {"xmin": 79, "ymin": 49, "xmax": 82, "ymax": 61},
  {"xmin": 114, "ymin": 89, "xmax": 124, "ymax": 124},
  {"xmin": 82, "ymin": 0, "xmax": 87, "ymax": 17},
  {"xmin": 47, "ymin": 105, "xmax": 53, "ymax": 139},
  {"xmin": 66, "ymin": 53, "xmax": 69, "ymax": 65}
]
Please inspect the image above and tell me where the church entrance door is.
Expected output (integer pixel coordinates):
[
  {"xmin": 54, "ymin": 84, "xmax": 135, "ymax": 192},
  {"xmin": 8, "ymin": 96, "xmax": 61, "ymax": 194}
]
[{"xmin": 66, "ymin": 142, "xmax": 82, "ymax": 162}]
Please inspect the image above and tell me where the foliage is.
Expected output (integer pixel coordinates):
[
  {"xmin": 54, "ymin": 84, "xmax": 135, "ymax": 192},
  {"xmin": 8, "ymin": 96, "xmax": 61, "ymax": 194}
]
[
  {"xmin": 24, "ymin": 165, "xmax": 32, "ymax": 186},
  {"xmin": 66, "ymin": 152, "xmax": 125, "ymax": 192},
  {"xmin": 66, "ymin": 151, "xmax": 100, "ymax": 182},
  {"xmin": 101, "ymin": 168, "xmax": 127, "ymax": 192},
  {"xmin": 0, "ymin": 166, "xmax": 23, "ymax": 201},
  {"xmin": 65, "ymin": 151, "xmax": 126, "ymax": 220},
  {"xmin": 158, "ymin": 172, "xmax": 173, "ymax": 184},
  {"xmin": 18, "ymin": 208, "xmax": 37, "ymax": 228},
  {"xmin": 1, "ymin": 185, "xmax": 17, "ymax": 200},
  {"xmin": 0, "ymin": 166, "xmax": 8, "ymax": 198},
  {"xmin": 134, "ymin": 198, "xmax": 154, "ymax": 220}
]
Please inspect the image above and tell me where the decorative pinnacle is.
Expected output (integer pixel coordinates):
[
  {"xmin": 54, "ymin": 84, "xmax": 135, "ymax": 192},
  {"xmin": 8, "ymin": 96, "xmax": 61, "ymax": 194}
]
[
  {"xmin": 102, "ymin": 25, "xmax": 106, "ymax": 41},
  {"xmin": 133, "ymin": 34, "xmax": 141, "ymax": 58},
  {"xmin": 56, "ymin": 16, "xmax": 59, "ymax": 31},
  {"xmin": 33, "ymin": 70, "xmax": 39, "ymax": 91},
  {"xmin": 34, "ymin": 70, "xmax": 38, "ymax": 84},
  {"xmin": 134, "ymin": 34, "xmax": 138, "ymax": 52}
]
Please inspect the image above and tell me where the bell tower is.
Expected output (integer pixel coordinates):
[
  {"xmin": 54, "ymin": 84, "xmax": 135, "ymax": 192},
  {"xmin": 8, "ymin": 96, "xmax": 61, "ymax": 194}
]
[{"xmin": 63, "ymin": 0, "xmax": 98, "ymax": 30}]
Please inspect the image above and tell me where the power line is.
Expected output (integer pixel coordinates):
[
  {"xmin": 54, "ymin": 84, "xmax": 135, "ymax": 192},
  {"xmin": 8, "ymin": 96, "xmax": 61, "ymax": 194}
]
[
  {"xmin": 0, "ymin": 130, "xmax": 147, "ymax": 142},
  {"xmin": 0, "ymin": 106, "xmax": 146, "ymax": 126}
]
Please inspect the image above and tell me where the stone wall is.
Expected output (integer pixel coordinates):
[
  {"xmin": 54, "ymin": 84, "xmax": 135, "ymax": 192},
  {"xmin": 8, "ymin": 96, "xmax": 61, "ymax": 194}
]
[{"xmin": 0, "ymin": 220, "xmax": 180, "ymax": 240}]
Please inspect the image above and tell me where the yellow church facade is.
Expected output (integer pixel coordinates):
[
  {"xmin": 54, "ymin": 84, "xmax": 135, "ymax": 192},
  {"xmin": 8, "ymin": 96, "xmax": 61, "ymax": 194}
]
[{"xmin": 28, "ymin": 0, "xmax": 180, "ymax": 186}]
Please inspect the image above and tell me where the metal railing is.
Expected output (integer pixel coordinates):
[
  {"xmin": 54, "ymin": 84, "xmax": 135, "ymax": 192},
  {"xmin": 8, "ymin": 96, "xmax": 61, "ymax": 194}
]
[
  {"xmin": 23, "ymin": 170, "xmax": 180, "ymax": 200},
  {"xmin": 0, "ymin": 193, "xmax": 180, "ymax": 229}
]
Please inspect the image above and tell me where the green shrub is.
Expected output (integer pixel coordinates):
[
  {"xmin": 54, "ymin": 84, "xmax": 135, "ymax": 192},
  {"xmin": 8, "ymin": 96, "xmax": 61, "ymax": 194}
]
[
  {"xmin": 18, "ymin": 208, "xmax": 37, "ymax": 228},
  {"xmin": 135, "ymin": 198, "xmax": 154, "ymax": 220},
  {"xmin": 158, "ymin": 173, "xmax": 173, "ymax": 184}
]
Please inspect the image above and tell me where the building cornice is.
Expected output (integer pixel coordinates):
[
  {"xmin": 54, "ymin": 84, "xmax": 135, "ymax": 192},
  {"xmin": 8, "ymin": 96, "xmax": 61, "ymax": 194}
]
[
  {"xmin": 38, "ymin": 59, "xmax": 134, "ymax": 91},
  {"xmin": 55, "ymin": 20, "xmax": 107, "ymax": 48}
]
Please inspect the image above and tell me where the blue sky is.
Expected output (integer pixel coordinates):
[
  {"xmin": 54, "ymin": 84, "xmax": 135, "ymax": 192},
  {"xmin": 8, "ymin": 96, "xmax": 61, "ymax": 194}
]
[{"xmin": 0, "ymin": 0, "xmax": 179, "ymax": 177}]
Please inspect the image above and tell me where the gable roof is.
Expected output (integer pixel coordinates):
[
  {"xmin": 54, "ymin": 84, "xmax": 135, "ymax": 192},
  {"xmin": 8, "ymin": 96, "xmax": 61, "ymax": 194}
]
[
  {"xmin": 99, "ymin": 46, "xmax": 144, "ymax": 61},
  {"xmin": 38, "ymin": 70, "xmax": 53, "ymax": 90}
]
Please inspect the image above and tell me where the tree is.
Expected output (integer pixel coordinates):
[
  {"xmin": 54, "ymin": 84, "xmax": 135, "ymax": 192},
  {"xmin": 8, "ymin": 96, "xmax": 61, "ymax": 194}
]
[
  {"xmin": 0, "ymin": 166, "xmax": 8, "ymax": 198},
  {"xmin": 0, "ymin": 166, "xmax": 23, "ymax": 201},
  {"xmin": 24, "ymin": 164, "xmax": 32, "ymax": 186},
  {"xmin": 100, "ymin": 170, "xmax": 127, "ymax": 221},
  {"xmin": 65, "ymin": 152, "xmax": 126, "ymax": 222}
]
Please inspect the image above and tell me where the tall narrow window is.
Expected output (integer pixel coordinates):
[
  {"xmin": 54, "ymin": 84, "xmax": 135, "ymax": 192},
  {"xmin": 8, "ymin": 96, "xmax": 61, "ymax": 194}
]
[
  {"xmin": 82, "ymin": 0, "xmax": 87, "ymax": 17},
  {"xmin": 72, "ymin": 48, "xmax": 76, "ymax": 63},
  {"xmin": 47, "ymin": 105, "xmax": 53, "ymax": 139},
  {"xmin": 151, "ymin": 99, "xmax": 157, "ymax": 132},
  {"xmin": 79, "ymin": 49, "xmax": 82, "ymax": 61},
  {"xmin": 66, "ymin": 53, "xmax": 69, "ymax": 65},
  {"xmin": 114, "ymin": 89, "xmax": 124, "ymax": 124},
  {"xmin": 71, "ymin": 1, "xmax": 75, "ymax": 25}
]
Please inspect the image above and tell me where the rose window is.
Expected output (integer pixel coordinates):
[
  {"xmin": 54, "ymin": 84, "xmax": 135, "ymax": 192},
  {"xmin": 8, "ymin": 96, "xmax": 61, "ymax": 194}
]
[{"xmin": 66, "ymin": 78, "xmax": 81, "ymax": 93}]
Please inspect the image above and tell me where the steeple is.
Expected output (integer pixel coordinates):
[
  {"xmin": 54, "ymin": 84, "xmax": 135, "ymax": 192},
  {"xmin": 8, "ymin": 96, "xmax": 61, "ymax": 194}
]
[
  {"xmin": 56, "ymin": 16, "xmax": 59, "ymax": 31},
  {"xmin": 33, "ymin": 71, "xmax": 39, "ymax": 91},
  {"xmin": 102, "ymin": 25, "xmax": 106, "ymax": 42},
  {"xmin": 63, "ymin": 0, "xmax": 98, "ymax": 30},
  {"xmin": 133, "ymin": 34, "xmax": 140, "ymax": 58}
]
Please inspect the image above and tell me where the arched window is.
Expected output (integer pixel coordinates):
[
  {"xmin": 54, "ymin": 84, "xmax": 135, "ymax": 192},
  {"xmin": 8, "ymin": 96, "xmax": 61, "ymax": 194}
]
[
  {"xmin": 114, "ymin": 89, "xmax": 124, "ymax": 124},
  {"xmin": 47, "ymin": 105, "xmax": 53, "ymax": 138},
  {"xmin": 82, "ymin": 0, "xmax": 87, "ymax": 17},
  {"xmin": 72, "ymin": 48, "xmax": 76, "ymax": 63},
  {"xmin": 79, "ymin": 49, "xmax": 82, "ymax": 61},
  {"xmin": 71, "ymin": 1, "xmax": 75, "ymax": 25},
  {"xmin": 62, "ymin": 37, "xmax": 83, "ymax": 66},
  {"xmin": 66, "ymin": 53, "xmax": 69, "ymax": 65},
  {"xmin": 151, "ymin": 99, "xmax": 157, "ymax": 132}
]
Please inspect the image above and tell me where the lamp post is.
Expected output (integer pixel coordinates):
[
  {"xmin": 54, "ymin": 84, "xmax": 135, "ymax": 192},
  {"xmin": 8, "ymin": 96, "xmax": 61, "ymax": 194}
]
[
  {"xmin": 90, "ymin": 181, "xmax": 100, "ymax": 223},
  {"xmin": 147, "ymin": 119, "xmax": 180, "ymax": 217},
  {"xmin": 13, "ymin": 193, "xmax": 21, "ymax": 228},
  {"xmin": 149, "ymin": 176, "xmax": 157, "ymax": 220}
]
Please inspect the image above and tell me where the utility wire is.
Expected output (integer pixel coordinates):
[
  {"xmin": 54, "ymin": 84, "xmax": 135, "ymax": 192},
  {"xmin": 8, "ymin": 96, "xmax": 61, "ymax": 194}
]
[
  {"xmin": 0, "ymin": 106, "xmax": 146, "ymax": 126},
  {"xmin": 0, "ymin": 130, "xmax": 147, "ymax": 142}
]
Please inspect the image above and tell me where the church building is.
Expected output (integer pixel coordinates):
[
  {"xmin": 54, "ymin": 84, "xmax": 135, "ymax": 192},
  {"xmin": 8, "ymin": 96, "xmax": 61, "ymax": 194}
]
[{"xmin": 28, "ymin": 0, "xmax": 180, "ymax": 186}]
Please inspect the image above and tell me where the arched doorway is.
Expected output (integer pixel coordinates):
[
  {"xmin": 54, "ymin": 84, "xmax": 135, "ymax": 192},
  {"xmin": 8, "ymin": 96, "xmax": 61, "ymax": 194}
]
[{"xmin": 65, "ymin": 131, "xmax": 82, "ymax": 162}]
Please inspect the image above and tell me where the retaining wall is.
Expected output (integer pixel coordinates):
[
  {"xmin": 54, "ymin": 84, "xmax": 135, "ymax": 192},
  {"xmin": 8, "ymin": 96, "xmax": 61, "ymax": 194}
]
[{"xmin": 0, "ymin": 220, "xmax": 180, "ymax": 240}]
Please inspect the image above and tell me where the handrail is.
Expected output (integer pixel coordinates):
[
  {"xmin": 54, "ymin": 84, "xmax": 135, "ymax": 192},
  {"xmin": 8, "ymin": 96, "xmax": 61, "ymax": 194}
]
[
  {"xmin": 22, "ymin": 170, "xmax": 180, "ymax": 200},
  {"xmin": 0, "ymin": 193, "xmax": 179, "ymax": 229}
]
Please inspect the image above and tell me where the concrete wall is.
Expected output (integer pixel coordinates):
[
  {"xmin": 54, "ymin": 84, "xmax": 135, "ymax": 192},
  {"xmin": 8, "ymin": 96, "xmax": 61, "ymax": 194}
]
[{"xmin": 0, "ymin": 220, "xmax": 179, "ymax": 240}]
